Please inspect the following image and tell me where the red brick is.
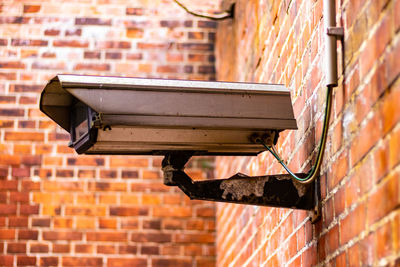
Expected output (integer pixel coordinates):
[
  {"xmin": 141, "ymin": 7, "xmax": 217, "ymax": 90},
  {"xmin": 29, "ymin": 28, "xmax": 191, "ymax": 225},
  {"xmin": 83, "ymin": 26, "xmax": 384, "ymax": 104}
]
[
  {"xmin": 164, "ymin": 219, "xmax": 184, "ymax": 230},
  {"xmin": 53, "ymin": 244, "xmax": 70, "ymax": 253},
  {"xmin": 121, "ymin": 219, "xmax": 139, "ymax": 229},
  {"xmin": 30, "ymin": 243, "xmax": 49, "ymax": 253},
  {"xmin": 177, "ymin": 43, "xmax": 213, "ymax": 51},
  {"xmin": 367, "ymin": 172, "xmax": 399, "ymax": 225},
  {"xmin": 65, "ymin": 206, "xmax": 106, "ymax": 216},
  {"xmin": 44, "ymin": 181, "xmax": 84, "ymax": 192},
  {"xmin": 99, "ymin": 218, "xmax": 117, "ymax": 229},
  {"xmin": 109, "ymin": 206, "xmax": 148, "ymax": 216},
  {"xmin": 9, "ymin": 217, "xmax": 28, "ymax": 227},
  {"xmin": 88, "ymin": 181, "xmax": 127, "ymax": 192},
  {"xmin": 110, "ymin": 157, "xmax": 148, "ymax": 167},
  {"xmin": 131, "ymin": 233, "xmax": 171, "ymax": 243},
  {"xmin": 32, "ymin": 218, "xmax": 50, "ymax": 227},
  {"xmin": 0, "ymin": 204, "xmax": 17, "ymax": 215},
  {"xmin": 9, "ymin": 84, "xmax": 42, "ymax": 93},
  {"xmin": 0, "ymin": 109, "xmax": 24, "ymax": 117},
  {"xmin": 75, "ymin": 244, "xmax": 94, "ymax": 254},
  {"xmin": 0, "ymin": 256, "xmax": 13, "ymax": 266},
  {"xmin": 196, "ymin": 206, "xmax": 215, "ymax": 217},
  {"xmin": 7, "ymin": 243, "xmax": 26, "ymax": 253},
  {"xmin": 96, "ymin": 41, "xmax": 131, "ymax": 49},
  {"xmin": 18, "ymin": 230, "xmax": 38, "ymax": 240},
  {"xmin": 97, "ymin": 245, "xmax": 116, "ymax": 254},
  {"xmin": 0, "ymin": 180, "xmax": 18, "ymax": 191},
  {"xmin": 20, "ymin": 204, "xmax": 39, "ymax": 215},
  {"xmin": 152, "ymin": 258, "xmax": 191, "ymax": 267},
  {"xmin": 340, "ymin": 203, "xmax": 366, "ymax": 244},
  {"xmin": 326, "ymin": 225, "xmax": 339, "ymax": 254},
  {"xmin": 126, "ymin": 53, "xmax": 142, "ymax": 60},
  {"xmin": 53, "ymin": 40, "xmax": 89, "ymax": 48},
  {"xmin": 23, "ymin": 5, "xmax": 41, "ymax": 13},
  {"xmin": 16, "ymin": 256, "xmax": 36, "ymax": 266},
  {"xmin": 62, "ymin": 257, "xmax": 102, "ymax": 266},
  {"xmin": 74, "ymin": 63, "xmax": 110, "ymax": 71},
  {"xmin": 75, "ymin": 18, "xmax": 111, "ymax": 26},
  {"xmin": 43, "ymin": 231, "xmax": 82, "ymax": 241},
  {"xmin": 119, "ymin": 245, "xmax": 138, "ymax": 254},
  {"xmin": 44, "ymin": 29, "xmax": 60, "ymax": 36},
  {"xmin": 87, "ymin": 232, "xmax": 128, "ymax": 242},
  {"xmin": 40, "ymin": 257, "xmax": 58, "ymax": 266},
  {"xmin": 0, "ymin": 61, "xmax": 26, "ymax": 69},
  {"xmin": 143, "ymin": 219, "xmax": 161, "ymax": 230},
  {"xmin": 127, "ymin": 28, "xmax": 144, "ymax": 38},
  {"xmin": 175, "ymin": 233, "xmax": 215, "ymax": 243},
  {"xmin": 141, "ymin": 245, "xmax": 159, "ymax": 255},
  {"xmin": 11, "ymin": 39, "xmax": 47, "ymax": 46},
  {"xmin": 54, "ymin": 218, "xmax": 73, "ymax": 228},
  {"xmin": 67, "ymin": 157, "xmax": 104, "ymax": 166},
  {"xmin": 107, "ymin": 258, "xmax": 147, "ymax": 267},
  {"xmin": 350, "ymin": 114, "xmax": 382, "ymax": 167},
  {"xmin": 188, "ymin": 32, "xmax": 204, "ymax": 40},
  {"xmin": 198, "ymin": 20, "xmax": 217, "ymax": 28},
  {"xmin": 5, "ymin": 132, "xmax": 44, "ymax": 141}
]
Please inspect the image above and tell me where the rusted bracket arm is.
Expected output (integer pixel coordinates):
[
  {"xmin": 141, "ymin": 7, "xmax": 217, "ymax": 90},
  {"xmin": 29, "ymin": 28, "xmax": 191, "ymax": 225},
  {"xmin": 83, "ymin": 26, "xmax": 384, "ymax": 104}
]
[{"xmin": 162, "ymin": 152, "xmax": 315, "ymax": 210}]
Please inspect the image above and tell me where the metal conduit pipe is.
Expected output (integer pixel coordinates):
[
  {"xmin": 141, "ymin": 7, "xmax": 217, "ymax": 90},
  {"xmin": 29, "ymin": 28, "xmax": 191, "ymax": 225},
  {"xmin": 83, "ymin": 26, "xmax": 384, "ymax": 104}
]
[
  {"xmin": 324, "ymin": 0, "xmax": 339, "ymax": 87},
  {"xmin": 259, "ymin": 0, "xmax": 342, "ymax": 184}
]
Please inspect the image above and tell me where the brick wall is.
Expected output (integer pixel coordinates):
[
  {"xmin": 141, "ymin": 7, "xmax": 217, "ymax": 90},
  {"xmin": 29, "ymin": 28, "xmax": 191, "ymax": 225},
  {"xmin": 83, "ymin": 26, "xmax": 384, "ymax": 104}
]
[
  {"xmin": 0, "ymin": 1, "xmax": 218, "ymax": 266},
  {"xmin": 215, "ymin": 0, "xmax": 399, "ymax": 266}
]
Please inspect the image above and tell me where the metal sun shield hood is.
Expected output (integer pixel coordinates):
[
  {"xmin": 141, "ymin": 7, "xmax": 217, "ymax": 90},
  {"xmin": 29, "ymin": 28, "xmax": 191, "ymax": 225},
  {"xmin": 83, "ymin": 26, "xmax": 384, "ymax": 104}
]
[{"xmin": 40, "ymin": 74, "xmax": 297, "ymax": 155}]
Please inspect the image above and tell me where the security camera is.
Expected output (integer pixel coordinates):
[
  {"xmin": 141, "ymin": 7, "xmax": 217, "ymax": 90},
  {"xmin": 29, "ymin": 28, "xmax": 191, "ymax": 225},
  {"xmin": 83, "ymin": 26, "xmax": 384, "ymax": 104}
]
[{"xmin": 40, "ymin": 75, "xmax": 297, "ymax": 155}]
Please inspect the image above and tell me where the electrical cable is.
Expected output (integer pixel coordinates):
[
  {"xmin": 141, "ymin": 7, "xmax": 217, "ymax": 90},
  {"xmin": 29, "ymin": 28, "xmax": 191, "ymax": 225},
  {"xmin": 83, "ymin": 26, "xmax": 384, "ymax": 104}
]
[
  {"xmin": 257, "ymin": 85, "xmax": 333, "ymax": 184},
  {"xmin": 172, "ymin": 0, "xmax": 234, "ymax": 21}
]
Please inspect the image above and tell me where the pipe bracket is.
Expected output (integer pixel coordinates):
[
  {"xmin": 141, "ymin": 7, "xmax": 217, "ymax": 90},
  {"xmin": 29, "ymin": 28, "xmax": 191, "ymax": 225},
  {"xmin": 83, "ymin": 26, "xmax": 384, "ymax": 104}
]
[{"xmin": 327, "ymin": 27, "xmax": 344, "ymax": 38}]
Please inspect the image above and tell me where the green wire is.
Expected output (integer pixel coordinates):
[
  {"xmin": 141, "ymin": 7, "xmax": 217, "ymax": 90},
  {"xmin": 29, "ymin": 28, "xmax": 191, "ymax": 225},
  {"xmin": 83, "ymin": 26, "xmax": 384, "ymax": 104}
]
[
  {"xmin": 258, "ymin": 86, "xmax": 333, "ymax": 184},
  {"xmin": 173, "ymin": 0, "xmax": 233, "ymax": 21}
]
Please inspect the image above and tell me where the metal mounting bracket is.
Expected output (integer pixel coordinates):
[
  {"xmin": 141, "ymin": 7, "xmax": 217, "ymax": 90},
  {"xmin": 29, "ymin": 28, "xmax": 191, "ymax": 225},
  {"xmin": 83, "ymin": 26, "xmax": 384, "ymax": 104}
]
[
  {"xmin": 162, "ymin": 152, "xmax": 316, "ymax": 210},
  {"xmin": 327, "ymin": 27, "xmax": 344, "ymax": 39}
]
